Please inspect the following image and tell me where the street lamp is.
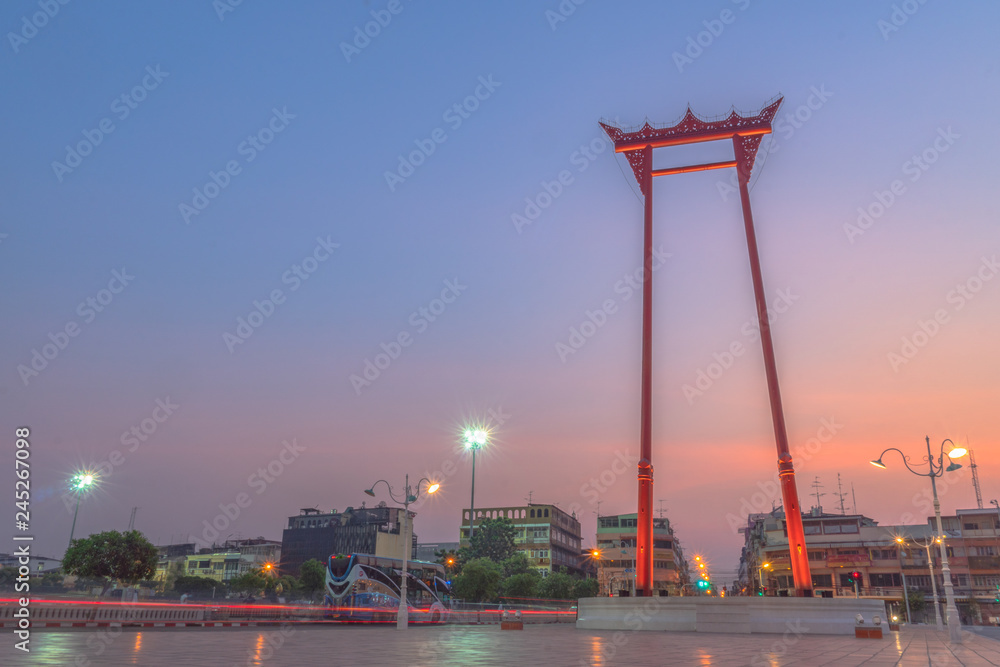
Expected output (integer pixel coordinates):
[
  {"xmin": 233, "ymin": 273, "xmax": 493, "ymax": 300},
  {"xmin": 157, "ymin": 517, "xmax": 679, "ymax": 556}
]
[
  {"xmin": 363, "ymin": 475, "xmax": 439, "ymax": 630},
  {"xmin": 758, "ymin": 562, "xmax": 771, "ymax": 595},
  {"xmin": 462, "ymin": 427, "xmax": 489, "ymax": 542},
  {"xmin": 898, "ymin": 534, "xmax": 945, "ymax": 629},
  {"xmin": 893, "ymin": 537, "xmax": 913, "ymax": 624},
  {"xmin": 67, "ymin": 471, "xmax": 97, "ymax": 551},
  {"xmin": 871, "ymin": 436, "xmax": 966, "ymax": 643}
]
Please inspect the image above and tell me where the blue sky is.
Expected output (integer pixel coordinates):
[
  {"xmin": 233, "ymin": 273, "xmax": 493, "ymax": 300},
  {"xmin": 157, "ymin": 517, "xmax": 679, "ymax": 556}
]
[{"xmin": 2, "ymin": 1, "xmax": 999, "ymax": 577}]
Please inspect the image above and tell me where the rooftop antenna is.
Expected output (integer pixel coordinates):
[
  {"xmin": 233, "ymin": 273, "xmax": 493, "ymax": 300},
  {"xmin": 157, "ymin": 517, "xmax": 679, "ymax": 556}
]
[
  {"xmin": 595, "ymin": 499, "xmax": 602, "ymax": 518},
  {"xmin": 851, "ymin": 483, "xmax": 858, "ymax": 515},
  {"xmin": 525, "ymin": 491, "xmax": 534, "ymax": 505},
  {"xmin": 810, "ymin": 476, "xmax": 825, "ymax": 511},
  {"xmin": 970, "ymin": 442, "xmax": 984, "ymax": 509},
  {"xmin": 127, "ymin": 507, "xmax": 138, "ymax": 531},
  {"xmin": 835, "ymin": 473, "xmax": 848, "ymax": 515},
  {"xmin": 657, "ymin": 499, "xmax": 667, "ymax": 519}
]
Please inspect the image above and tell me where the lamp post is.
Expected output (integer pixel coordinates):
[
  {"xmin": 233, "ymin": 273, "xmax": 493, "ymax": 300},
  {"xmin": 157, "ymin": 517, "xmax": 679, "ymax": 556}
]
[
  {"xmin": 893, "ymin": 537, "xmax": 913, "ymax": 624},
  {"xmin": 901, "ymin": 535, "xmax": 944, "ymax": 629},
  {"xmin": 871, "ymin": 436, "xmax": 967, "ymax": 643},
  {"xmin": 758, "ymin": 562, "xmax": 772, "ymax": 595},
  {"xmin": 67, "ymin": 471, "xmax": 97, "ymax": 551},
  {"xmin": 462, "ymin": 428, "xmax": 488, "ymax": 542},
  {"xmin": 364, "ymin": 475, "xmax": 439, "ymax": 630},
  {"xmin": 590, "ymin": 550, "xmax": 605, "ymax": 596}
]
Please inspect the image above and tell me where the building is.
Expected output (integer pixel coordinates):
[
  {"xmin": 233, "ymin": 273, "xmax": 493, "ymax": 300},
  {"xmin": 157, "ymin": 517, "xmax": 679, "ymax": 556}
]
[
  {"xmin": 738, "ymin": 506, "xmax": 1000, "ymax": 624},
  {"xmin": 281, "ymin": 503, "xmax": 414, "ymax": 576},
  {"xmin": 459, "ymin": 503, "xmax": 585, "ymax": 576},
  {"xmin": 0, "ymin": 553, "xmax": 61, "ymax": 577},
  {"xmin": 415, "ymin": 542, "xmax": 460, "ymax": 563},
  {"xmin": 596, "ymin": 513, "xmax": 687, "ymax": 596}
]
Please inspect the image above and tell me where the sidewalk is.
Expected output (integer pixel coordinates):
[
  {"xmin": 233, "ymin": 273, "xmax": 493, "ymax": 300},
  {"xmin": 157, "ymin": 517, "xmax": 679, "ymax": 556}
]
[{"xmin": 10, "ymin": 622, "xmax": 1000, "ymax": 666}]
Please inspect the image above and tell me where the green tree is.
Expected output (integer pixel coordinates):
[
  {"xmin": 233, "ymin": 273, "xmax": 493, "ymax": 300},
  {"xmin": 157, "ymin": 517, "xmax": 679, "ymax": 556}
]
[
  {"xmin": 298, "ymin": 559, "xmax": 326, "ymax": 598},
  {"xmin": 468, "ymin": 518, "xmax": 517, "ymax": 562},
  {"xmin": 229, "ymin": 572, "xmax": 267, "ymax": 595},
  {"xmin": 62, "ymin": 530, "xmax": 157, "ymax": 596},
  {"xmin": 0, "ymin": 566, "xmax": 19, "ymax": 588},
  {"xmin": 500, "ymin": 571, "xmax": 541, "ymax": 599},
  {"xmin": 173, "ymin": 575, "xmax": 217, "ymax": 595},
  {"xmin": 39, "ymin": 572, "xmax": 65, "ymax": 590},
  {"xmin": 452, "ymin": 558, "xmax": 502, "ymax": 602},
  {"xmin": 572, "ymin": 578, "xmax": 599, "ymax": 599},
  {"xmin": 500, "ymin": 553, "xmax": 531, "ymax": 578},
  {"xmin": 906, "ymin": 589, "xmax": 926, "ymax": 620},
  {"xmin": 537, "ymin": 568, "xmax": 576, "ymax": 599}
]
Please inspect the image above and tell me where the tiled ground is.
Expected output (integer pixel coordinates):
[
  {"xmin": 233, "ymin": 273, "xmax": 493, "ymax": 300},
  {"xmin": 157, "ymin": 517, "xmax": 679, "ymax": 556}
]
[{"xmin": 8, "ymin": 623, "xmax": 1000, "ymax": 666}]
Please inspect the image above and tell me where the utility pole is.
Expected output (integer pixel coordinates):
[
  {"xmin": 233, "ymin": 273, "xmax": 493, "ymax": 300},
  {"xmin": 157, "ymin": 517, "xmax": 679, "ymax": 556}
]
[
  {"xmin": 970, "ymin": 447, "xmax": 984, "ymax": 509},
  {"xmin": 836, "ymin": 473, "xmax": 848, "ymax": 515},
  {"xmin": 127, "ymin": 507, "xmax": 138, "ymax": 531}
]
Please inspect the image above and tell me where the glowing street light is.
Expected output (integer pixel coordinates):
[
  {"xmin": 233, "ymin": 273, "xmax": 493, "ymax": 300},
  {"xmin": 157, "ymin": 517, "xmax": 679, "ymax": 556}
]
[
  {"xmin": 67, "ymin": 470, "xmax": 98, "ymax": 552},
  {"xmin": 870, "ymin": 437, "xmax": 967, "ymax": 644},
  {"xmin": 462, "ymin": 427, "xmax": 489, "ymax": 542},
  {"xmin": 363, "ymin": 475, "xmax": 439, "ymax": 630}
]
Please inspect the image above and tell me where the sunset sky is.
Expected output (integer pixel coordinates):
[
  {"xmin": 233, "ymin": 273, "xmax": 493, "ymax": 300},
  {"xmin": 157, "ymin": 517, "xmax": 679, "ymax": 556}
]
[{"xmin": 2, "ymin": 1, "xmax": 998, "ymax": 578}]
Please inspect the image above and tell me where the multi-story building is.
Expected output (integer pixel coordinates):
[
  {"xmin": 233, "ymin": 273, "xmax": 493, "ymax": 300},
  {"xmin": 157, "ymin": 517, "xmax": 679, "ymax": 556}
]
[
  {"xmin": 459, "ymin": 503, "xmax": 584, "ymax": 577},
  {"xmin": 738, "ymin": 506, "xmax": 1000, "ymax": 624},
  {"xmin": 415, "ymin": 542, "xmax": 460, "ymax": 563},
  {"xmin": 183, "ymin": 551, "xmax": 259, "ymax": 583},
  {"xmin": 596, "ymin": 513, "xmax": 687, "ymax": 596},
  {"xmin": 0, "ymin": 553, "xmax": 61, "ymax": 577},
  {"xmin": 281, "ymin": 503, "xmax": 414, "ymax": 576}
]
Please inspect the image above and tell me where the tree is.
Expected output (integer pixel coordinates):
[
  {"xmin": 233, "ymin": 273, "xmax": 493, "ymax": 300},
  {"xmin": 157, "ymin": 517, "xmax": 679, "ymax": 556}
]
[
  {"xmin": 173, "ymin": 575, "xmax": 217, "ymax": 595},
  {"xmin": 298, "ymin": 559, "xmax": 326, "ymax": 598},
  {"xmin": 573, "ymin": 578, "xmax": 599, "ymax": 599},
  {"xmin": 468, "ymin": 518, "xmax": 517, "ymax": 562},
  {"xmin": 451, "ymin": 558, "xmax": 502, "ymax": 602},
  {"xmin": 62, "ymin": 530, "xmax": 158, "ymax": 596},
  {"xmin": 500, "ymin": 553, "xmax": 531, "ymax": 578},
  {"xmin": 537, "ymin": 568, "xmax": 576, "ymax": 599},
  {"xmin": 39, "ymin": 572, "xmax": 65, "ymax": 590},
  {"xmin": 0, "ymin": 566, "xmax": 19, "ymax": 589},
  {"xmin": 229, "ymin": 572, "xmax": 266, "ymax": 595},
  {"xmin": 500, "ymin": 571, "xmax": 540, "ymax": 599}
]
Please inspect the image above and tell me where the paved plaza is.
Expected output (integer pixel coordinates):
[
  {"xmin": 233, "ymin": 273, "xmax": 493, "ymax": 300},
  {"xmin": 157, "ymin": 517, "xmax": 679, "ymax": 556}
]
[{"xmin": 9, "ymin": 624, "xmax": 1000, "ymax": 666}]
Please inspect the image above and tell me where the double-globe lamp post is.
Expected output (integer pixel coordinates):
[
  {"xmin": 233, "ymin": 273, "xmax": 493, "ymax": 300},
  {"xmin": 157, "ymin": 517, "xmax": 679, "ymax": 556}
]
[
  {"xmin": 871, "ymin": 436, "xmax": 967, "ymax": 644},
  {"xmin": 67, "ymin": 471, "xmax": 97, "ymax": 551},
  {"xmin": 463, "ymin": 428, "xmax": 488, "ymax": 542},
  {"xmin": 895, "ymin": 535, "xmax": 943, "ymax": 628},
  {"xmin": 364, "ymin": 475, "xmax": 439, "ymax": 630}
]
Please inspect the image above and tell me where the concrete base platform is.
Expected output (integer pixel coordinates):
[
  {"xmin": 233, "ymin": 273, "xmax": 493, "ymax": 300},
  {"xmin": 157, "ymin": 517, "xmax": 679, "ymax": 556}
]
[{"xmin": 576, "ymin": 596, "xmax": 888, "ymax": 635}]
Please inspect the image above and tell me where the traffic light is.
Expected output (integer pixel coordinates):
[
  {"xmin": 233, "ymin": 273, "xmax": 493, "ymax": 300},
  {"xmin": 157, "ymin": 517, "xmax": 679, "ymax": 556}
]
[{"xmin": 847, "ymin": 571, "xmax": 862, "ymax": 585}]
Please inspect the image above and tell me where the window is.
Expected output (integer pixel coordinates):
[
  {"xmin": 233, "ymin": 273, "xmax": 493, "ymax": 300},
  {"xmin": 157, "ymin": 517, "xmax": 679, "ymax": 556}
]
[
  {"xmin": 530, "ymin": 509, "xmax": 535, "ymax": 518},
  {"xmin": 811, "ymin": 574, "xmax": 832, "ymax": 587},
  {"xmin": 839, "ymin": 573, "xmax": 863, "ymax": 587},
  {"xmin": 838, "ymin": 550, "xmax": 859, "ymax": 556},
  {"xmin": 871, "ymin": 549, "xmax": 896, "ymax": 560},
  {"xmin": 808, "ymin": 551, "xmax": 825, "ymax": 561},
  {"xmin": 869, "ymin": 573, "xmax": 901, "ymax": 587},
  {"xmin": 544, "ymin": 509, "xmax": 549, "ymax": 517},
  {"xmin": 653, "ymin": 539, "xmax": 672, "ymax": 549},
  {"xmin": 972, "ymin": 546, "xmax": 996, "ymax": 556},
  {"xmin": 803, "ymin": 522, "xmax": 821, "ymax": 535}
]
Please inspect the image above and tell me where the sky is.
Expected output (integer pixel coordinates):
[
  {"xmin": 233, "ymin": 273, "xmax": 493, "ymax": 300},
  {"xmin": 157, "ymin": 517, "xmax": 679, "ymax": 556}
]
[{"xmin": 1, "ymin": 1, "xmax": 998, "ymax": 580}]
